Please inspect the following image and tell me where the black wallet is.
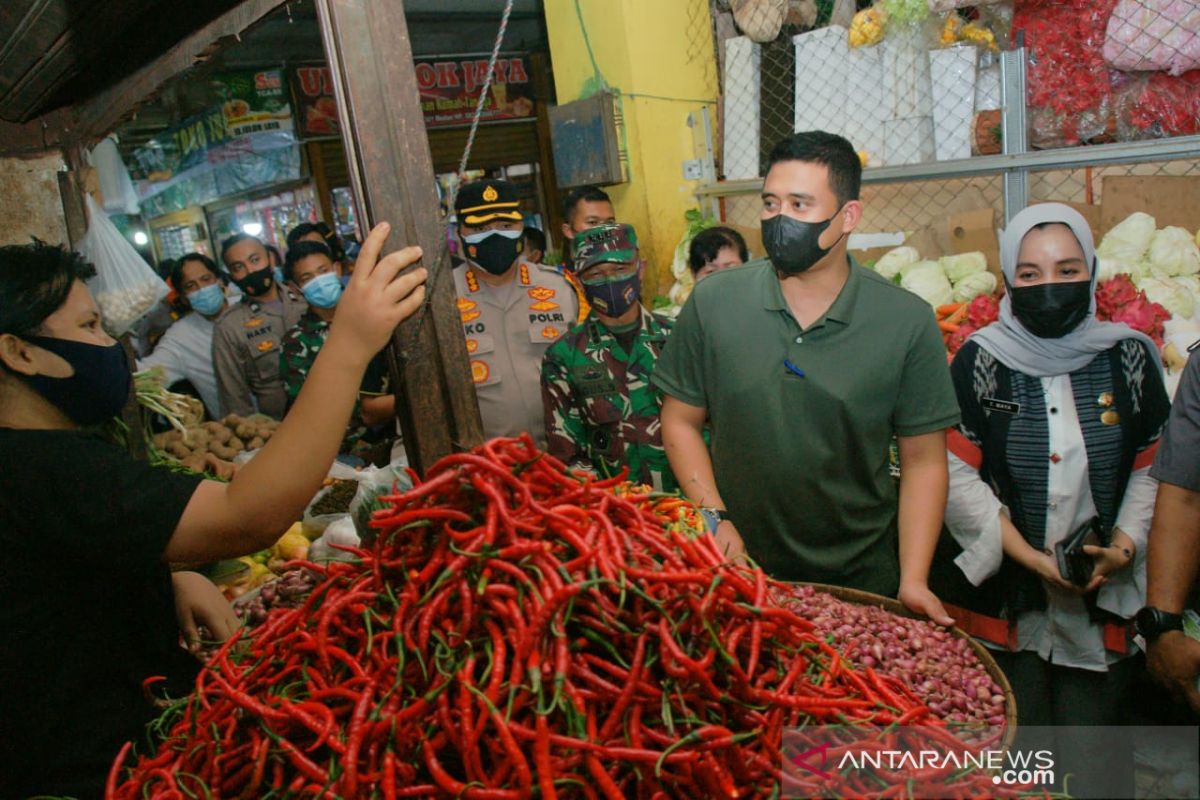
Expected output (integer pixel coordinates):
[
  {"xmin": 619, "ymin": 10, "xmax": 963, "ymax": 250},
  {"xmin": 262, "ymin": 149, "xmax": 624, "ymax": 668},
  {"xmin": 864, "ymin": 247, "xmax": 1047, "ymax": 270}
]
[{"xmin": 1055, "ymin": 517, "xmax": 1103, "ymax": 587}]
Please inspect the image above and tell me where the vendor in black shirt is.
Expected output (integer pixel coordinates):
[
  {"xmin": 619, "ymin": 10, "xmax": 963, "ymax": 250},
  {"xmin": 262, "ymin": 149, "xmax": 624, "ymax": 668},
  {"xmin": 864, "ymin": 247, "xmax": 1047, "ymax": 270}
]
[{"xmin": 0, "ymin": 225, "xmax": 427, "ymax": 799}]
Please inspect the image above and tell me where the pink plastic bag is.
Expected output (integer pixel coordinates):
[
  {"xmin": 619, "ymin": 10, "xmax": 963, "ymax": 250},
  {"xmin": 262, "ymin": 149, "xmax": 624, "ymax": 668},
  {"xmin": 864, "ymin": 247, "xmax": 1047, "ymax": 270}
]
[{"xmin": 1104, "ymin": 0, "xmax": 1200, "ymax": 76}]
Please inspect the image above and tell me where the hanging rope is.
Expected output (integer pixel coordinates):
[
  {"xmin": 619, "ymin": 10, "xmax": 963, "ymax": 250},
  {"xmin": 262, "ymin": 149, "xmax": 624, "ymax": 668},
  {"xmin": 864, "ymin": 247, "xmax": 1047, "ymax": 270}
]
[
  {"xmin": 394, "ymin": 0, "xmax": 516, "ymax": 366},
  {"xmin": 452, "ymin": 0, "xmax": 517, "ymax": 204}
]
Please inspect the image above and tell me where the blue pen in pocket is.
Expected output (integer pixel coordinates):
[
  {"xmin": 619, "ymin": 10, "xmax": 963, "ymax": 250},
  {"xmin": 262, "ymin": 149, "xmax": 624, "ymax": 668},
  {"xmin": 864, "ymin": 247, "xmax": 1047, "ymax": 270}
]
[{"xmin": 783, "ymin": 359, "xmax": 805, "ymax": 378}]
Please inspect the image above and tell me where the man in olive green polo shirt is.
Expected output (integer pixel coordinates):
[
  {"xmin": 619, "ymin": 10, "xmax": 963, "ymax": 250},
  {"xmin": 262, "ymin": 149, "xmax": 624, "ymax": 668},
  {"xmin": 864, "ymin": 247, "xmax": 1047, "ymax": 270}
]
[{"xmin": 653, "ymin": 130, "xmax": 959, "ymax": 623}]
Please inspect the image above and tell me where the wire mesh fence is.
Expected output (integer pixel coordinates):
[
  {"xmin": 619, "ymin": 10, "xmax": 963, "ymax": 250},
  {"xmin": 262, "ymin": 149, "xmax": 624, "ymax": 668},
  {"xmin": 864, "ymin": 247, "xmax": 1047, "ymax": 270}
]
[{"xmin": 708, "ymin": 0, "xmax": 1200, "ymax": 229}]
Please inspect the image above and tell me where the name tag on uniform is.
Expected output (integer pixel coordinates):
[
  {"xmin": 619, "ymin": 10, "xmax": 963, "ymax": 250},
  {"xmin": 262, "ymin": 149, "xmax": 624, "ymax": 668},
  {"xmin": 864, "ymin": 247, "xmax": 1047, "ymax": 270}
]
[
  {"xmin": 982, "ymin": 397, "xmax": 1020, "ymax": 415},
  {"xmin": 572, "ymin": 364, "xmax": 617, "ymax": 398}
]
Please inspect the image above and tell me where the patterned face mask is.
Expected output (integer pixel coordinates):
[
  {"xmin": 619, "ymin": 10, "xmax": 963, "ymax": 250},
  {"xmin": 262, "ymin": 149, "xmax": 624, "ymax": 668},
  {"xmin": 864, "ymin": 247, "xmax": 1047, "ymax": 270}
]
[{"xmin": 582, "ymin": 270, "xmax": 641, "ymax": 317}]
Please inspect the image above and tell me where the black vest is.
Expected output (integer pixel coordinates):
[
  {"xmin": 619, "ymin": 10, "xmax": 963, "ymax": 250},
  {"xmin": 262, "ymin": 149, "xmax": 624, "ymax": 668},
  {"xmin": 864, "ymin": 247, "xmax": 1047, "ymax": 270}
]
[{"xmin": 932, "ymin": 338, "xmax": 1168, "ymax": 619}]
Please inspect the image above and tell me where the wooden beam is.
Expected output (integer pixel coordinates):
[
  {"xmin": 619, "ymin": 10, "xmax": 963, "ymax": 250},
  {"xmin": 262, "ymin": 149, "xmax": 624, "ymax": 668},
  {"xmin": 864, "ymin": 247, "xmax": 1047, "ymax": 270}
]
[
  {"xmin": 71, "ymin": 0, "xmax": 285, "ymax": 145},
  {"xmin": 317, "ymin": 0, "xmax": 483, "ymax": 474},
  {"xmin": 0, "ymin": 107, "xmax": 70, "ymax": 157}
]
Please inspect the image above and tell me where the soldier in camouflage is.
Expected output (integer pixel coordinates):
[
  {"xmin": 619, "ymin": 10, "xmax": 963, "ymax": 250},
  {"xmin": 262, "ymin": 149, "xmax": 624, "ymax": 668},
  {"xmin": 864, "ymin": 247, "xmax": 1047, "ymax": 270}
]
[
  {"xmin": 279, "ymin": 241, "xmax": 392, "ymax": 462},
  {"xmin": 540, "ymin": 223, "xmax": 679, "ymax": 491}
]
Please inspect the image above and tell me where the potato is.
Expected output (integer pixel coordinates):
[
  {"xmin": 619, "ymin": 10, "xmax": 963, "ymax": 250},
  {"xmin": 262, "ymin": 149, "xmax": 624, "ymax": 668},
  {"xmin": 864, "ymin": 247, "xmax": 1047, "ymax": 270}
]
[
  {"xmin": 152, "ymin": 432, "xmax": 170, "ymax": 449},
  {"xmin": 210, "ymin": 444, "xmax": 236, "ymax": 460},
  {"xmin": 227, "ymin": 436, "xmax": 245, "ymax": 452},
  {"xmin": 247, "ymin": 436, "xmax": 265, "ymax": 450},
  {"xmin": 235, "ymin": 422, "xmax": 257, "ymax": 440},
  {"xmin": 222, "ymin": 414, "xmax": 243, "ymax": 428},
  {"xmin": 167, "ymin": 441, "xmax": 192, "ymax": 459},
  {"xmin": 212, "ymin": 426, "xmax": 233, "ymax": 445},
  {"xmin": 203, "ymin": 421, "xmax": 225, "ymax": 435}
]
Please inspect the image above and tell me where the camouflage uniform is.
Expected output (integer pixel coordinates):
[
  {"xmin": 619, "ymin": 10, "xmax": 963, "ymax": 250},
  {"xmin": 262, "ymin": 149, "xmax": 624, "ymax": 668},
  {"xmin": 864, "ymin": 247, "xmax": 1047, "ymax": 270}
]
[
  {"xmin": 541, "ymin": 306, "xmax": 678, "ymax": 491},
  {"xmin": 279, "ymin": 310, "xmax": 389, "ymax": 458}
]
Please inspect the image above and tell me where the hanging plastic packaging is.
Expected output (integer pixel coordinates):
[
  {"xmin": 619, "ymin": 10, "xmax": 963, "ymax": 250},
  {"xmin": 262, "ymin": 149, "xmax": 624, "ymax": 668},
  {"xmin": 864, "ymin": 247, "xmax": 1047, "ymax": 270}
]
[{"xmin": 78, "ymin": 194, "xmax": 169, "ymax": 337}]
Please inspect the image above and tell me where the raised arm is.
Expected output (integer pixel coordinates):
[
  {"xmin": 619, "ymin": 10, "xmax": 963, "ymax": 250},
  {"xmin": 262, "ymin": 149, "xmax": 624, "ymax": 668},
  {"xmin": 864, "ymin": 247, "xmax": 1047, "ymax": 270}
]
[{"xmin": 164, "ymin": 224, "xmax": 427, "ymax": 563}]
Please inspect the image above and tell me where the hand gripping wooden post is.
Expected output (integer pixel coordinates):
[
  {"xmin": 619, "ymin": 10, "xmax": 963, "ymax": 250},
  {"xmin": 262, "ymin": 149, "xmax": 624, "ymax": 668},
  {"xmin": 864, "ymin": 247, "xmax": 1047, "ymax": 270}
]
[{"xmin": 316, "ymin": 0, "xmax": 484, "ymax": 474}]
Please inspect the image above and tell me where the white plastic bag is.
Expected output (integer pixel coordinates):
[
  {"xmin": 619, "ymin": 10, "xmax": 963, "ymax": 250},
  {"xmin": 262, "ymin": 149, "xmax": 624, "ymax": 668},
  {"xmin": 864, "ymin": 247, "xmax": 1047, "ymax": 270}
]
[
  {"xmin": 1104, "ymin": 0, "xmax": 1200, "ymax": 76},
  {"xmin": 78, "ymin": 194, "xmax": 168, "ymax": 336}
]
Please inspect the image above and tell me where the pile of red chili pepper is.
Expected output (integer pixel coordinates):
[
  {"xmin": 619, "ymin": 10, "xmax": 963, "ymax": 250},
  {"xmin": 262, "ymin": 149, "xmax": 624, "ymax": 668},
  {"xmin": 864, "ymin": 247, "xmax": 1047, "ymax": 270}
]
[{"xmin": 108, "ymin": 436, "xmax": 1033, "ymax": 799}]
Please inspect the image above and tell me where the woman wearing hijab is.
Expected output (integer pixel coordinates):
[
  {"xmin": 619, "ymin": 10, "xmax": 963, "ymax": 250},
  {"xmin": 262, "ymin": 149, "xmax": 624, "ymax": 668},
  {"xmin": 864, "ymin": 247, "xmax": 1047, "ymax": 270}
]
[
  {"xmin": 0, "ymin": 225, "xmax": 426, "ymax": 798},
  {"xmin": 937, "ymin": 204, "xmax": 1169, "ymax": 736}
]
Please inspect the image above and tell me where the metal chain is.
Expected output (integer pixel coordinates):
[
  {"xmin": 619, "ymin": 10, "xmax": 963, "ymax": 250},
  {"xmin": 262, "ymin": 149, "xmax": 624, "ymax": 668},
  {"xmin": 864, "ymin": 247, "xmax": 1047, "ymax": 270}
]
[{"xmin": 394, "ymin": 0, "xmax": 516, "ymax": 365}]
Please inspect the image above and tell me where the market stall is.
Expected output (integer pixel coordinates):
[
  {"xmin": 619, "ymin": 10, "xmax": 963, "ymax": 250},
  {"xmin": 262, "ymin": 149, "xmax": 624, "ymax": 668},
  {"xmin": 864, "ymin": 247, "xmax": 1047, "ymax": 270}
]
[{"xmin": 108, "ymin": 435, "xmax": 1021, "ymax": 798}]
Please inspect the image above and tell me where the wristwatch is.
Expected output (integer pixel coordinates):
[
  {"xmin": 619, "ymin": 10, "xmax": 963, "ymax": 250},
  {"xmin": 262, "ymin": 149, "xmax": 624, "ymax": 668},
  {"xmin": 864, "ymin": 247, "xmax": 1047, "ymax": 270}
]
[
  {"xmin": 1134, "ymin": 606, "xmax": 1184, "ymax": 643},
  {"xmin": 699, "ymin": 507, "xmax": 731, "ymax": 532}
]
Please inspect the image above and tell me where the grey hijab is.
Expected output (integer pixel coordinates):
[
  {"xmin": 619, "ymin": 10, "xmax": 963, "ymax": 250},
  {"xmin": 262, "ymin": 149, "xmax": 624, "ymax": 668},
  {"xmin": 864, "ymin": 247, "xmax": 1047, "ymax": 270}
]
[{"xmin": 970, "ymin": 203, "xmax": 1160, "ymax": 377}]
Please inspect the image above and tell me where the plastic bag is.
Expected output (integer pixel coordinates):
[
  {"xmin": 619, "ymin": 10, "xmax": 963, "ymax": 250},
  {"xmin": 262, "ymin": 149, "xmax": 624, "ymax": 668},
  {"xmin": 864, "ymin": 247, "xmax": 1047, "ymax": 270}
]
[
  {"xmin": 349, "ymin": 460, "xmax": 414, "ymax": 540},
  {"xmin": 1015, "ymin": 0, "xmax": 1119, "ymax": 147},
  {"xmin": 308, "ymin": 516, "xmax": 361, "ymax": 564},
  {"xmin": 78, "ymin": 194, "xmax": 168, "ymax": 337},
  {"xmin": 1113, "ymin": 69, "xmax": 1200, "ymax": 140},
  {"xmin": 1104, "ymin": 0, "xmax": 1200, "ymax": 76}
]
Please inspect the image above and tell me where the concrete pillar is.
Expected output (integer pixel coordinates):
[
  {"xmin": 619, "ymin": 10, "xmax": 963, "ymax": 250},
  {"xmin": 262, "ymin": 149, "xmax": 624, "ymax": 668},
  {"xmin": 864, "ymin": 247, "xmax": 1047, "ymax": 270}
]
[{"xmin": 544, "ymin": 0, "xmax": 719, "ymax": 296}]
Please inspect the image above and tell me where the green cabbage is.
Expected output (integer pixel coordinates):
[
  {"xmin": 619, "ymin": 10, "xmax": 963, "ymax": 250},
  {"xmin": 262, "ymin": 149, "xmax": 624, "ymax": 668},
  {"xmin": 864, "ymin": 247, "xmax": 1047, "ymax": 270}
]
[
  {"xmin": 951, "ymin": 271, "xmax": 997, "ymax": 304},
  {"xmin": 939, "ymin": 252, "xmax": 988, "ymax": 283},
  {"xmin": 874, "ymin": 246, "xmax": 920, "ymax": 280},
  {"xmin": 1097, "ymin": 212, "xmax": 1156, "ymax": 264},
  {"xmin": 900, "ymin": 260, "xmax": 953, "ymax": 307},
  {"xmin": 1148, "ymin": 226, "xmax": 1200, "ymax": 277},
  {"xmin": 1138, "ymin": 276, "xmax": 1194, "ymax": 321}
]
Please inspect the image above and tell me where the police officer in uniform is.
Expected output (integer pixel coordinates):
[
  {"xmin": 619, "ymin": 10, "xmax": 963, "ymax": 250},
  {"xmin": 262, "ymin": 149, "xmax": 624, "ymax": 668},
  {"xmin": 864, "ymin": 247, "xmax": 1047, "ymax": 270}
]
[
  {"xmin": 453, "ymin": 180, "xmax": 579, "ymax": 447},
  {"xmin": 213, "ymin": 233, "xmax": 307, "ymax": 419}
]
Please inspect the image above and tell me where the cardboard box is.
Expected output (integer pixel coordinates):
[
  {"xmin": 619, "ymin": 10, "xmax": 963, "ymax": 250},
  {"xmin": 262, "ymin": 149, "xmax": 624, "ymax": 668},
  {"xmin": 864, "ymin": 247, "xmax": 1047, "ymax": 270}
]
[
  {"xmin": 946, "ymin": 208, "xmax": 1000, "ymax": 279},
  {"xmin": 1100, "ymin": 176, "xmax": 1200, "ymax": 237}
]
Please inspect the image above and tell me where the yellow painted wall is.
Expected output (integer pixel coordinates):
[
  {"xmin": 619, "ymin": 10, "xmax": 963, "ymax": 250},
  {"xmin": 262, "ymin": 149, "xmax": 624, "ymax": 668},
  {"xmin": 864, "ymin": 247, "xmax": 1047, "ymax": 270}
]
[{"xmin": 544, "ymin": 0, "xmax": 718, "ymax": 296}]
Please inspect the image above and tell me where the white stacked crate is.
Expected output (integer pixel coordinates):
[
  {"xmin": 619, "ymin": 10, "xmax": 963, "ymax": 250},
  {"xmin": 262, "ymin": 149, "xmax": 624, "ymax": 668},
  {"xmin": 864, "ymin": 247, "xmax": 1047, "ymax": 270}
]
[{"xmin": 723, "ymin": 36, "xmax": 762, "ymax": 180}]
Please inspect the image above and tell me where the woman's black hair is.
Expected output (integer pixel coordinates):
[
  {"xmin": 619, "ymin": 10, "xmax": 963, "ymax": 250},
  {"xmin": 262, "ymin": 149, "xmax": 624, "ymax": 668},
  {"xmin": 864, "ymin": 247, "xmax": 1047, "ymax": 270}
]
[
  {"xmin": 169, "ymin": 253, "xmax": 227, "ymax": 298},
  {"xmin": 0, "ymin": 239, "xmax": 97, "ymax": 338},
  {"xmin": 688, "ymin": 227, "xmax": 750, "ymax": 274},
  {"xmin": 284, "ymin": 240, "xmax": 334, "ymax": 283},
  {"xmin": 522, "ymin": 226, "xmax": 547, "ymax": 253}
]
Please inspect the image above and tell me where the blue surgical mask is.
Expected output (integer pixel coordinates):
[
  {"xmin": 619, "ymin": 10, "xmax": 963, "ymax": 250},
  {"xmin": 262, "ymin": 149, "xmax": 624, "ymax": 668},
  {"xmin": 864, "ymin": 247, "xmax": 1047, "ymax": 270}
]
[
  {"xmin": 273, "ymin": 266, "xmax": 287, "ymax": 286},
  {"xmin": 186, "ymin": 284, "xmax": 225, "ymax": 316},
  {"xmin": 301, "ymin": 271, "xmax": 343, "ymax": 309}
]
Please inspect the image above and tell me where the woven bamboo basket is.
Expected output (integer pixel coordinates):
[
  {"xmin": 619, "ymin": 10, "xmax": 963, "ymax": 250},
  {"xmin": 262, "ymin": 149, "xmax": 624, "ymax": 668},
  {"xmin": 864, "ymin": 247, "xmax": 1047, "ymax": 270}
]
[{"xmin": 795, "ymin": 582, "xmax": 1018, "ymax": 752}]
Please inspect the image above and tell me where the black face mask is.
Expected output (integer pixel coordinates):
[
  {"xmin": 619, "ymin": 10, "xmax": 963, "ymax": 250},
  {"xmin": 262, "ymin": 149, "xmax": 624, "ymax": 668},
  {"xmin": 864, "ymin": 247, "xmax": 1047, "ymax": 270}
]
[
  {"xmin": 235, "ymin": 268, "xmax": 275, "ymax": 297},
  {"xmin": 464, "ymin": 231, "xmax": 523, "ymax": 276},
  {"xmin": 761, "ymin": 210, "xmax": 845, "ymax": 275},
  {"xmin": 1009, "ymin": 281, "xmax": 1092, "ymax": 339},
  {"xmin": 17, "ymin": 337, "xmax": 131, "ymax": 426}
]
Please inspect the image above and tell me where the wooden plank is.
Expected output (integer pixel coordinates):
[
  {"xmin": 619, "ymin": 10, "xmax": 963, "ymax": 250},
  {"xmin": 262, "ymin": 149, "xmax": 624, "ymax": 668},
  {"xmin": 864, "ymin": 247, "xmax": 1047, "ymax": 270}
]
[
  {"xmin": 56, "ymin": 170, "xmax": 85, "ymax": 248},
  {"xmin": 1099, "ymin": 175, "xmax": 1200, "ymax": 237},
  {"xmin": 0, "ymin": 106, "xmax": 70, "ymax": 156},
  {"xmin": 71, "ymin": 0, "xmax": 284, "ymax": 144},
  {"xmin": 317, "ymin": 0, "xmax": 483, "ymax": 474}
]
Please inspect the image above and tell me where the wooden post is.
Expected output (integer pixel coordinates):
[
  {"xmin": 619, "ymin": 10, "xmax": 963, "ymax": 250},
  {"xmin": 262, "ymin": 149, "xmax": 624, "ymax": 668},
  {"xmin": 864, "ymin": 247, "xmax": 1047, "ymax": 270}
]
[{"xmin": 316, "ymin": 0, "xmax": 483, "ymax": 474}]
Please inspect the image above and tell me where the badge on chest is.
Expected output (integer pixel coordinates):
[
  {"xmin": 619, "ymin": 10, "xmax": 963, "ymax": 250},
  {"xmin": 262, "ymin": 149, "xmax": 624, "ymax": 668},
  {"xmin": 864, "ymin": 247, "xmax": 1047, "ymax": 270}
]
[{"xmin": 573, "ymin": 363, "xmax": 617, "ymax": 397}]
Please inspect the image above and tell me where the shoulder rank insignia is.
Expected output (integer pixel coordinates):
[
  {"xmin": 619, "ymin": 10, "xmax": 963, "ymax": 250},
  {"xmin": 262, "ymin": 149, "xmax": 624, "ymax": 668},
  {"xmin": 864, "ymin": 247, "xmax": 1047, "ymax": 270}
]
[
  {"xmin": 528, "ymin": 287, "xmax": 556, "ymax": 301},
  {"xmin": 465, "ymin": 338, "xmax": 479, "ymax": 353},
  {"xmin": 519, "ymin": 263, "xmax": 532, "ymax": 286},
  {"xmin": 465, "ymin": 269, "xmax": 481, "ymax": 293},
  {"xmin": 457, "ymin": 297, "xmax": 478, "ymax": 312},
  {"xmin": 461, "ymin": 309, "xmax": 482, "ymax": 323},
  {"xmin": 541, "ymin": 325, "xmax": 561, "ymax": 340}
]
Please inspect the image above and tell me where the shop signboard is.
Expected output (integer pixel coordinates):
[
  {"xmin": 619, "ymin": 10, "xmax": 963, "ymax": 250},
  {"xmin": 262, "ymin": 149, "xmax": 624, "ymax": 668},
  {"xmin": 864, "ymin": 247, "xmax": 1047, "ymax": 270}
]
[
  {"xmin": 216, "ymin": 69, "xmax": 294, "ymax": 138},
  {"xmin": 290, "ymin": 63, "xmax": 340, "ymax": 137},
  {"xmin": 416, "ymin": 54, "xmax": 534, "ymax": 128}
]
